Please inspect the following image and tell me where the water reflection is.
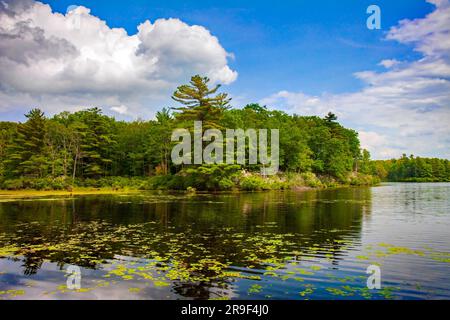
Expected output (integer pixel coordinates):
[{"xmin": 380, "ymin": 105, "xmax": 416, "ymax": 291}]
[
  {"xmin": 0, "ymin": 185, "xmax": 449, "ymax": 300},
  {"xmin": 0, "ymin": 189, "xmax": 370, "ymax": 269}
]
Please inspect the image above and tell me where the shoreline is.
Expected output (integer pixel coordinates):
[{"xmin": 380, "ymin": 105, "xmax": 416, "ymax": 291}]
[
  {"xmin": 0, "ymin": 188, "xmax": 140, "ymax": 199},
  {"xmin": 0, "ymin": 184, "xmax": 365, "ymax": 199},
  {"xmin": 0, "ymin": 184, "xmax": 381, "ymax": 199},
  {"xmin": 7, "ymin": 181, "xmax": 450, "ymax": 199}
]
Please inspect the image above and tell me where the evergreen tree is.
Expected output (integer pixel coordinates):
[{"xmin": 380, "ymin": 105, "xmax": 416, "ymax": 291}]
[
  {"xmin": 0, "ymin": 122, "xmax": 17, "ymax": 178},
  {"xmin": 324, "ymin": 112, "xmax": 337, "ymax": 123},
  {"xmin": 4, "ymin": 109, "xmax": 48, "ymax": 177},
  {"xmin": 0, "ymin": 75, "xmax": 448, "ymax": 190},
  {"xmin": 172, "ymin": 75, "xmax": 231, "ymax": 129},
  {"xmin": 74, "ymin": 108, "xmax": 116, "ymax": 178}
]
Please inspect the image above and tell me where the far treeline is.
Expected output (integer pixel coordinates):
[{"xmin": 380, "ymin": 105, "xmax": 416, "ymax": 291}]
[
  {"xmin": 0, "ymin": 75, "xmax": 448, "ymax": 191},
  {"xmin": 369, "ymin": 155, "xmax": 450, "ymax": 183}
]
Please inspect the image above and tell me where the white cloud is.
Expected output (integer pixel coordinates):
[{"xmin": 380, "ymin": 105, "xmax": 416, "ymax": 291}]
[
  {"xmin": 261, "ymin": 91, "xmax": 329, "ymax": 116},
  {"xmin": 260, "ymin": 0, "xmax": 450, "ymax": 159},
  {"xmin": 358, "ymin": 131, "xmax": 400, "ymax": 159},
  {"xmin": 387, "ymin": 0, "xmax": 450, "ymax": 58},
  {"xmin": 0, "ymin": 0, "xmax": 237, "ymax": 118},
  {"xmin": 110, "ymin": 105, "xmax": 128, "ymax": 115},
  {"xmin": 378, "ymin": 59, "xmax": 400, "ymax": 68}
]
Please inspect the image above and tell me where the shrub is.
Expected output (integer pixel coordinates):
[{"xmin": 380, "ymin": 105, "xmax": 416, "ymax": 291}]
[
  {"xmin": 285, "ymin": 172, "xmax": 322, "ymax": 188},
  {"xmin": 183, "ymin": 164, "xmax": 241, "ymax": 191},
  {"xmin": 142, "ymin": 175, "xmax": 181, "ymax": 190},
  {"xmin": 0, "ymin": 177, "xmax": 72, "ymax": 190},
  {"xmin": 218, "ymin": 177, "xmax": 235, "ymax": 190},
  {"xmin": 240, "ymin": 175, "xmax": 270, "ymax": 191},
  {"xmin": 349, "ymin": 173, "xmax": 380, "ymax": 186},
  {"xmin": 1, "ymin": 178, "xmax": 25, "ymax": 190}
]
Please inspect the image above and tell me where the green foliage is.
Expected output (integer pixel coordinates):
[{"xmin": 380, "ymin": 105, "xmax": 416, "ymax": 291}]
[
  {"xmin": 0, "ymin": 75, "xmax": 399, "ymax": 191},
  {"xmin": 369, "ymin": 155, "xmax": 449, "ymax": 182},
  {"xmin": 3, "ymin": 109, "xmax": 47, "ymax": 178},
  {"xmin": 324, "ymin": 112, "xmax": 338, "ymax": 123},
  {"xmin": 0, "ymin": 122, "xmax": 17, "ymax": 178},
  {"xmin": 172, "ymin": 75, "xmax": 230, "ymax": 130},
  {"xmin": 287, "ymin": 172, "xmax": 323, "ymax": 188},
  {"xmin": 183, "ymin": 164, "xmax": 241, "ymax": 191},
  {"xmin": 348, "ymin": 173, "xmax": 380, "ymax": 186},
  {"xmin": 73, "ymin": 176, "xmax": 146, "ymax": 189},
  {"xmin": 240, "ymin": 175, "xmax": 271, "ymax": 191},
  {"xmin": 239, "ymin": 173, "xmax": 322, "ymax": 191},
  {"xmin": 0, "ymin": 177, "xmax": 71, "ymax": 190},
  {"xmin": 70, "ymin": 108, "xmax": 116, "ymax": 177}
]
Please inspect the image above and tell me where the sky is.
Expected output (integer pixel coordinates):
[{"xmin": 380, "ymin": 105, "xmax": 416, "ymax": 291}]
[{"xmin": 0, "ymin": 0, "xmax": 449, "ymax": 159}]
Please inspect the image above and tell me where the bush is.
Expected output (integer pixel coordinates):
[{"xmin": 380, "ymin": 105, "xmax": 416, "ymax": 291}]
[
  {"xmin": 183, "ymin": 164, "xmax": 241, "ymax": 191},
  {"xmin": 318, "ymin": 175, "xmax": 339, "ymax": 188},
  {"xmin": 218, "ymin": 177, "xmax": 235, "ymax": 190},
  {"xmin": 0, "ymin": 177, "xmax": 72, "ymax": 190},
  {"xmin": 166, "ymin": 175, "xmax": 187, "ymax": 190},
  {"xmin": 0, "ymin": 170, "xmax": 380, "ymax": 191},
  {"xmin": 240, "ymin": 175, "xmax": 270, "ymax": 191},
  {"xmin": 349, "ymin": 173, "xmax": 380, "ymax": 186},
  {"xmin": 300, "ymin": 172, "xmax": 323, "ymax": 188},
  {"xmin": 74, "ymin": 176, "xmax": 149, "ymax": 190},
  {"xmin": 1, "ymin": 178, "xmax": 25, "ymax": 190},
  {"xmin": 140, "ymin": 175, "xmax": 183, "ymax": 190},
  {"xmin": 283, "ymin": 172, "xmax": 322, "ymax": 189}
]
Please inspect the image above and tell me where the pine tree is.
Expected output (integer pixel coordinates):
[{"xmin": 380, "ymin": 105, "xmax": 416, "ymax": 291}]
[
  {"xmin": 324, "ymin": 112, "xmax": 338, "ymax": 123},
  {"xmin": 74, "ymin": 108, "xmax": 116, "ymax": 178},
  {"xmin": 4, "ymin": 109, "xmax": 48, "ymax": 177},
  {"xmin": 0, "ymin": 122, "xmax": 17, "ymax": 178},
  {"xmin": 172, "ymin": 75, "xmax": 231, "ymax": 129}
]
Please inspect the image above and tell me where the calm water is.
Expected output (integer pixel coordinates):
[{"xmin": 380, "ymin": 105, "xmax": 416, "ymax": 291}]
[{"xmin": 0, "ymin": 183, "xmax": 449, "ymax": 300}]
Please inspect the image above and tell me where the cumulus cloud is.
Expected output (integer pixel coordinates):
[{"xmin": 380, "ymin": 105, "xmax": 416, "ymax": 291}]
[
  {"xmin": 358, "ymin": 131, "xmax": 400, "ymax": 159},
  {"xmin": 378, "ymin": 59, "xmax": 400, "ymax": 68},
  {"xmin": 261, "ymin": 0, "xmax": 450, "ymax": 159},
  {"xmin": 0, "ymin": 0, "xmax": 237, "ymax": 117}
]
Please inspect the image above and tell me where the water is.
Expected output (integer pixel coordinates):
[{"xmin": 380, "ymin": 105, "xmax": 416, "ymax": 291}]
[{"xmin": 0, "ymin": 183, "xmax": 449, "ymax": 300}]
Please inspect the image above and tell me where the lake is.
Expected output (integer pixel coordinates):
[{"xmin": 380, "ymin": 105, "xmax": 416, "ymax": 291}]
[{"xmin": 0, "ymin": 183, "xmax": 449, "ymax": 300}]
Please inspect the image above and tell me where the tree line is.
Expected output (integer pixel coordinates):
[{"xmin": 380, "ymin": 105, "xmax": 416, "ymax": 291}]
[
  {"xmin": 0, "ymin": 75, "xmax": 447, "ymax": 190},
  {"xmin": 367, "ymin": 154, "xmax": 450, "ymax": 182}
]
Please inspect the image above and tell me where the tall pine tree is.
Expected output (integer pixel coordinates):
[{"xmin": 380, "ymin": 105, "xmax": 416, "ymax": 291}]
[
  {"xmin": 4, "ymin": 109, "xmax": 48, "ymax": 177},
  {"xmin": 172, "ymin": 75, "xmax": 231, "ymax": 129}
]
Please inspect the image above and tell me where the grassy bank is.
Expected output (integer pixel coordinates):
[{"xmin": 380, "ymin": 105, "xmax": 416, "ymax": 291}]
[
  {"xmin": 0, "ymin": 168, "xmax": 379, "ymax": 194},
  {"xmin": 0, "ymin": 188, "xmax": 140, "ymax": 199},
  {"xmin": 137, "ymin": 168, "xmax": 379, "ymax": 191}
]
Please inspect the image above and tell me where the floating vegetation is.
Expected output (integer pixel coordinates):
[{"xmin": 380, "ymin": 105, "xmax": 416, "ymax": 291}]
[
  {"xmin": 360, "ymin": 243, "xmax": 449, "ymax": 263},
  {"xmin": 0, "ymin": 289, "xmax": 25, "ymax": 298},
  {"xmin": 326, "ymin": 287, "xmax": 354, "ymax": 297},
  {"xmin": 0, "ymin": 216, "xmax": 449, "ymax": 300},
  {"xmin": 0, "ymin": 245, "xmax": 19, "ymax": 258},
  {"xmin": 248, "ymin": 284, "xmax": 263, "ymax": 294},
  {"xmin": 299, "ymin": 285, "xmax": 314, "ymax": 297}
]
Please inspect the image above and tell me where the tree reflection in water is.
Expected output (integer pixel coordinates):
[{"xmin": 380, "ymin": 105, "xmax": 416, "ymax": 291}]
[{"xmin": 0, "ymin": 188, "xmax": 372, "ymax": 299}]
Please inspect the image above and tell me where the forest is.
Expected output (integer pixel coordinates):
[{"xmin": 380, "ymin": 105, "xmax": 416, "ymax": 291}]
[
  {"xmin": 0, "ymin": 75, "xmax": 448, "ymax": 191},
  {"xmin": 369, "ymin": 155, "xmax": 450, "ymax": 182}
]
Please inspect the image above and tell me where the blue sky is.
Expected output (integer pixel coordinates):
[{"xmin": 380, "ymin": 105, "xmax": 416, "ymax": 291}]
[
  {"xmin": 42, "ymin": 0, "xmax": 432, "ymax": 99},
  {"xmin": 0, "ymin": 0, "xmax": 449, "ymax": 159}
]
